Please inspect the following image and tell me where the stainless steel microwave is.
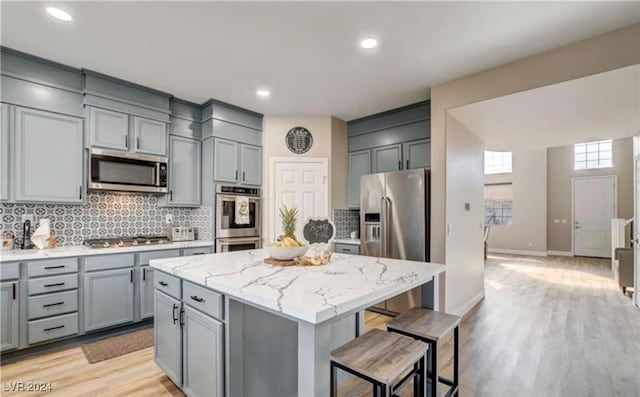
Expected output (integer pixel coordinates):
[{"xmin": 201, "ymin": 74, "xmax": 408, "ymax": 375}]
[{"xmin": 89, "ymin": 148, "xmax": 168, "ymax": 193}]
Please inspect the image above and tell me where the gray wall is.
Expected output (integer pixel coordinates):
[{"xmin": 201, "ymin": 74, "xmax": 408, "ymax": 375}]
[{"xmin": 546, "ymin": 137, "xmax": 633, "ymax": 252}]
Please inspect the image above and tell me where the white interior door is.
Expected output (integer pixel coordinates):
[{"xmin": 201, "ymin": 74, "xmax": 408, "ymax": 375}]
[
  {"xmin": 634, "ymin": 156, "xmax": 640, "ymax": 307},
  {"xmin": 573, "ymin": 176, "xmax": 616, "ymax": 258},
  {"xmin": 271, "ymin": 159, "xmax": 328, "ymax": 241}
]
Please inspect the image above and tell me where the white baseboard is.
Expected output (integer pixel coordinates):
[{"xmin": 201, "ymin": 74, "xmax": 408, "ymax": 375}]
[
  {"xmin": 488, "ymin": 248, "xmax": 548, "ymax": 257},
  {"xmin": 546, "ymin": 250, "xmax": 573, "ymax": 257},
  {"xmin": 449, "ymin": 290, "xmax": 485, "ymax": 317}
]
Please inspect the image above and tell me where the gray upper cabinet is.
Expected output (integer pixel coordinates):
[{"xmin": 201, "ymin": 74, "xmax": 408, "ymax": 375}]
[
  {"xmin": 349, "ymin": 150, "xmax": 371, "ymax": 209},
  {"xmin": 140, "ymin": 266, "xmax": 155, "ymax": 320},
  {"xmin": 14, "ymin": 107, "xmax": 84, "ymax": 203},
  {"xmin": 154, "ymin": 290, "xmax": 182, "ymax": 386},
  {"xmin": 0, "ymin": 104, "xmax": 9, "ymax": 201},
  {"xmin": 134, "ymin": 116, "xmax": 167, "ymax": 156},
  {"xmin": 240, "ymin": 144, "xmax": 262, "ymax": 186},
  {"xmin": 83, "ymin": 268, "xmax": 134, "ymax": 331},
  {"xmin": 404, "ymin": 139, "xmax": 430, "ymax": 169},
  {"xmin": 168, "ymin": 136, "xmax": 201, "ymax": 206},
  {"xmin": 0, "ymin": 281, "xmax": 19, "ymax": 352},
  {"xmin": 182, "ymin": 305, "xmax": 224, "ymax": 397},
  {"xmin": 372, "ymin": 144, "xmax": 403, "ymax": 173},
  {"xmin": 89, "ymin": 107, "xmax": 129, "ymax": 151},
  {"xmin": 213, "ymin": 138, "xmax": 239, "ymax": 183}
]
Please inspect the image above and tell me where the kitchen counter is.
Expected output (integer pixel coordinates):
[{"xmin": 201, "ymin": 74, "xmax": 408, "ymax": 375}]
[
  {"xmin": 333, "ymin": 238, "xmax": 361, "ymax": 245},
  {"xmin": 0, "ymin": 240, "xmax": 214, "ymax": 263}
]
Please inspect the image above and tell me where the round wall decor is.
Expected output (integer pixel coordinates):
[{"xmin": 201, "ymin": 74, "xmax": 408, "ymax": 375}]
[{"xmin": 285, "ymin": 127, "xmax": 313, "ymax": 154}]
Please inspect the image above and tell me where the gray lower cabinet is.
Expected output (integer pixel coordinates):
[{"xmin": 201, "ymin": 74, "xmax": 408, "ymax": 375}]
[
  {"xmin": 0, "ymin": 281, "xmax": 19, "ymax": 352},
  {"xmin": 182, "ymin": 305, "xmax": 224, "ymax": 397},
  {"xmin": 89, "ymin": 106, "xmax": 129, "ymax": 151},
  {"xmin": 154, "ymin": 290, "xmax": 182, "ymax": 386},
  {"xmin": 213, "ymin": 137, "xmax": 239, "ymax": 183},
  {"xmin": 168, "ymin": 136, "xmax": 201, "ymax": 206},
  {"xmin": 372, "ymin": 143, "xmax": 403, "ymax": 173},
  {"xmin": 140, "ymin": 266, "xmax": 155, "ymax": 319},
  {"xmin": 83, "ymin": 268, "xmax": 134, "ymax": 331},
  {"xmin": 0, "ymin": 103, "xmax": 9, "ymax": 201},
  {"xmin": 403, "ymin": 139, "xmax": 430, "ymax": 169},
  {"xmin": 134, "ymin": 116, "xmax": 167, "ymax": 156},
  {"xmin": 239, "ymin": 143, "xmax": 262, "ymax": 186},
  {"xmin": 14, "ymin": 106, "xmax": 84, "ymax": 203},
  {"xmin": 348, "ymin": 150, "xmax": 371, "ymax": 209}
]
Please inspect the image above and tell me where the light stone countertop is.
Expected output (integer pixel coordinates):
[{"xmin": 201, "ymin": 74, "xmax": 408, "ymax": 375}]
[
  {"xmin": 150, "ymin": 249, "xmax": 445, "ymax": 324},
  {"xmin": 0, "ymin": 240, "xmax": 214, "ymax": 263}
]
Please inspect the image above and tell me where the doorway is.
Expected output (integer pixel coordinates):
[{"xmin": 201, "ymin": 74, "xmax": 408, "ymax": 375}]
[
  {"xmin": 572, "ymin": 175, "xmax": 617, "ymax": 257},
  {"xmin": 269, "ymin": 158, "xmax": 329, "ymax": 241},
  {"xmin": 634, "ymin": 155, "xmax": 640, "ymax": 307}
]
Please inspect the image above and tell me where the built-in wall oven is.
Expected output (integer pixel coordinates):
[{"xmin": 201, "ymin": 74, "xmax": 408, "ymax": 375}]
[
  {"xmin": 89, "ymin": 148, "xmax": 168, "ymax": 193},
  {"xmin": 215, "ymin": 186, "xmax": 261, "ymax": 252}
]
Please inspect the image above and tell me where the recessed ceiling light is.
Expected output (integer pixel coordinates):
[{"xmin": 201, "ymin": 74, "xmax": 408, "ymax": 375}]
[
  {"xmin": 46, "ymin": 7, "xmax": 73, "ymax": 22},
  {"xmin": 360, "ymin": 38, "xmax": 378, "ymax": 49},
  {"xmin": 256, "ymin": 89, "xmax": 270, "ymax": 98}
]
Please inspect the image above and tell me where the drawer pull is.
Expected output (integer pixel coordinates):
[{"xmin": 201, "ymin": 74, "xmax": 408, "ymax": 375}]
[
  {"xmin": 172, "ymin": 304, "xmax": 179, "ymax": 325},
  {"xmin": 43, "ymin": 282, "xmax": 65, "ymax": 288},
  {"xmin": 44, "ymin": 325, "xmax": 65, "ymax": 332},
  {"xmin": 158, "ymin": 281, "xmax": 169, "ymax": 287},
  {"xmin": 43, "ymin": 301, "xmax": 65, "ymax": 308},
  {"xmin": 44, "ymin": 265, "xmax": 66, "ymax": 270},
  {"xmin": 340, "ymin": 248, "xmax": 350, "ymax": 252},
  {"xmin": 192, "ymin": 253, "xmax": 205, "ymax": 256},
  {"xmin": 190, "ymin": 295, "xmax": 205, "ymax": 303}
]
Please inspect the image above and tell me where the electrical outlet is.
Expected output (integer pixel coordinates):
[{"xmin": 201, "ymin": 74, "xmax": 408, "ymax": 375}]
[
  {"xmin": 165, "ymin": 214, "xmax": 173, "ymax": 224},
  {"xmin": 22, "ymin": 214, "xmax": 34, "ymax": 224}
]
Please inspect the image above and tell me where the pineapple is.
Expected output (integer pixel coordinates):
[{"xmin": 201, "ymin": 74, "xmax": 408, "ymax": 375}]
[{"xmin": 279, "ymin": 206, "xmax": 299, "ymax": 240}]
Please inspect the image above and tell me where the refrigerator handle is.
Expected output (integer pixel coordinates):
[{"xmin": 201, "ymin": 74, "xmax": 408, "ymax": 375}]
[
  {"xmin": 380, "ymin": 197, "xmax": 387, "ymax": 257},
  {"xmin": 384, "ymin": 196, "xmax": 392, "ymax": 257}
]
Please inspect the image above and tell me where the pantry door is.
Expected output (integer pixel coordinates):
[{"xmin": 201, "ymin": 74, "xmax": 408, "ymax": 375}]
[{"xmin": 270, "ymin": 158, "xmax": 328, "ymax": 242}]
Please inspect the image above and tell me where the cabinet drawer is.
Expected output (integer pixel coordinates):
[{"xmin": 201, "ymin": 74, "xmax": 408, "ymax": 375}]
[
  {"xmin": 334, "ymin": 243, "xmax": 360, "ymax": 255},
  {"xmin": 0, "ymin": 262, "xmax": 20, "ymax": 281},
  {"xmin": 28, "ymin": 290, "xmax": 78, "ymax": 320},
  {"xmin": 154, "ymin": 271, "xmax": 181, "ymax": 299},
  {"xmin": 139, "ymin": 250, "xmax": 181, "ymax": 265},
  {"xmin": 28, "ymin": 312, "xmax": 78, "ymax": 345},
  {"xmin": 28, "ymin": 258, "xmax": 78, "ymax": 277},
  {"xmin": 183, "ymin": 281, "xmax": 223, "ymax": 320},
  {"xmin": 28, "ymin": 274, "xmax": 78, "ymax": 295},
  {"xmin": 182, "ymin": 247, "xmax": 212, "ymax": 256},
  {"xmin": 85, "ymin": 253, "xmax": 134, "ymax": 272}
]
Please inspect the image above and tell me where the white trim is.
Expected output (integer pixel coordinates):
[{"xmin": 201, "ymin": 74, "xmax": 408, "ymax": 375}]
[
  {"xmin": 269, "ymin": 157, "xmax": 329, "ymax": 243},
  {"xmin": 546, "ymin": 250, "xmax": 574, "ymax": 257},
  {"xmin": 449, "ymin": 290, "xmax": 485, "ymax": 317},
  {"xmin": 571, "ymin": 174, "xmax": 617, "ymax": 256},
  {"xmin": 488, "ymin": 248, "xmax": 547, "ymax": 257},
  {"xmin": 634, "ymin": 152, "xmax": 640, "ymax": 308}
]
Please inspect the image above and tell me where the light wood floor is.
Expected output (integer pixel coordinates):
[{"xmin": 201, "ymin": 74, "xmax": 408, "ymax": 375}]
[{"xmin": 1, "ymin": 254, "xmax": 639, "ymax": 397}]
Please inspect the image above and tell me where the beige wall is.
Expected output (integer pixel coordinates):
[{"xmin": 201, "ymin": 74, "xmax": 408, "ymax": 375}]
[
  {"xmin": 261, "ymin": 115, "xmax": 348, "ymax": 242},
  {"xmin": 430, "ymin": 24, "xmax": 640, "ymax": 314},
  {"xmin": 486, "ymin": 149, "xmax": 547, "ymax": 254},
  {"xmin": 547, "ymin": 137, "xmax": 634, "ymax": 252}
]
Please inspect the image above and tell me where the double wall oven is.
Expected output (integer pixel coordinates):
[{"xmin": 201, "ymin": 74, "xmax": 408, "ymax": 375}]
[{"xmin": 215, "ymin": 186, "xmax": 262, "ymax": 252}]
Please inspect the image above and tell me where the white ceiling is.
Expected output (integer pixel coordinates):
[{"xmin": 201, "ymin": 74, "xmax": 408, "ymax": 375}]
[
  {"xmin": 448, "ymin": 64, "xmax": 640, "ymax": 150},
  {"xmin": 1, "ymin": 2, "xmax": 639, "ymax": 120}
]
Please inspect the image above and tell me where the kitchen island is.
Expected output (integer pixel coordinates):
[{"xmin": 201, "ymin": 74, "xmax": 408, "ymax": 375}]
[{"xmin": 150, "ymin": 249, "xmax": 445, "ymax": 397}]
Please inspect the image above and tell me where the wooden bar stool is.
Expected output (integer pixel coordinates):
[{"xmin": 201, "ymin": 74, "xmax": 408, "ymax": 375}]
[
  {"xmin": 330, "ymin": 328, "xmax": 428, "ymax": 397},
  {"xmin": 387, "ymin": 308, "xmax": 461, "ymax": 397}
]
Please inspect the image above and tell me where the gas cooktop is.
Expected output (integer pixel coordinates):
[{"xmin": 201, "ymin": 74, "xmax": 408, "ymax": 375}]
[{"xmin": 83, "ymin": 236, "xmax": 171, "ymax": 249}]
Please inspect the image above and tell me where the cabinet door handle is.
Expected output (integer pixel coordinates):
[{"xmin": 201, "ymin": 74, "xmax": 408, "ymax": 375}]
[
  {"xmin": 142, "ymin": 267, "xmax": 146, "ymax": 281},
  {"xmin": 12, "ymin": 283, "xmax": 16, "ymax": 300},
  {"xmin": 79, "ymin": 186, "xmax": 82, "ymax": 200},
  {"xmin": 136, "ymin": 137, "xmax": 140, "ymax": 150},
  {"xmin": 406, "ymin": 159, "xmax": 410, "ymax": 169},
  {"xmin": 44, "ymin": 325, "xmax": 65, "ymax": 332},
  {"xmin": 179, "ymin": 308, "xmax": 185, "ymax": 327},
  {"xmin": 172, "ymin": 303, "xmax": 179, "ymax": 324},
  {"xmin": 130, "ymin": 269, "xmax": 134, "ymax": 283},
  {"xmin": 44, "ymin": 265, "xmax": 65, "ymax": 270},
  {"xmin": 398, "ymin": 160, "xmax": 402, "ymax": 170},
  {"xmin": 190, "ymin": 295, "xmax": 205, "ymax": 303},
  {"xmin": 43, "ymin": 301, "xmax": 64, "ymax": 308},
  {"xmin": 158, "ymin": 281, "xmax": 168, "ymax": 287},
  {"xmin": 169, "ymin": 190, "xmax": 173, "ymax": 201},
  {"xmin": 242, "ymin": 171, "xmax": 246, "ymax": 182},
  {"xmin": 235, "ymin": 170, "xmax": 238, "ymax": 181},
  {"xmin": 124, "ymin": 134, "xmax": 128, "ymax": 149},
  {"xmin": 44, "ymin": 282, "xmax": 65, "ymax": 288}
]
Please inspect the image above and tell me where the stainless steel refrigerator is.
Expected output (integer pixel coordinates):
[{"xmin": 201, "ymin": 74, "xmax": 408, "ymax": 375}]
[{"xmin": 360, "ymin": 168, "xmax": 430, "ymax": 314}]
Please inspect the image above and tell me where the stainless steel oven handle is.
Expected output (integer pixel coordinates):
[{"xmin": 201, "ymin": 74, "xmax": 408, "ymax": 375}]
[
  {"xmin": 155, "ymin": 162, "xmax": 161, "ymax": 187},
  {"xmin": 218, "ymin": 237, "xmax": 261, "ymax": 245},
  {"xmin": 217, "ymin": 194, "xmax": 261, "ymax": 202}
]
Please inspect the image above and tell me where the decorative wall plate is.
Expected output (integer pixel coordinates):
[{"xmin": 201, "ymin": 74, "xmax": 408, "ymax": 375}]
[{"xmin": 285, "ymin": 127, "xmax": 313, "ymax": 154}]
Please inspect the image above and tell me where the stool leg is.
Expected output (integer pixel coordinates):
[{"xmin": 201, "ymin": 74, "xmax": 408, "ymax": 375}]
[
  {"xmin": 430, "ymin": 342, "xmax": 438, "ymax": 397},
  {"xmin": 419, "ymin": 354, "xmax": 427, "ymax": 397},
  {"xmin": 453, "ymin": 326, "xmax": 459, "ymax": 396},
  {"xmin": 330, "ymin": 362, "xmax": 337, "ymax": 397}
]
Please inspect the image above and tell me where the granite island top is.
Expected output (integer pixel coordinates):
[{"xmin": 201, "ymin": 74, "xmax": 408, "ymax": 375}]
[
  {"xmin": 150, "ymin": 249, "xmax": 445, "ymax": 324},
  {"xmin": 0, "ymin": 240, "xmax": 214, "ymax": 263}
]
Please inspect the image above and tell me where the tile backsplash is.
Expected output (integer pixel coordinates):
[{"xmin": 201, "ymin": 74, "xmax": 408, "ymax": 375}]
[
  {"xmin": 0, "ymin": 192, "xmax": 211, "ymax": 247},
  {"xmin": 333, "ymin": 209, "xmax": 360, "ymax": 239}
]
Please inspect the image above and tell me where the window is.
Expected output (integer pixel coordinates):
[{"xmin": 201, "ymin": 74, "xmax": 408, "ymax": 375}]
[
  {"xmin": 484, "ymin": 183, "xmax": 513, "ymax": 225},
  {"xmin": 574, "ymin": 139, "xmax": 612, "ymax": 170},
  {"xmin": 484, "ymin": 151, "xmax": 512, "ymax": 174}
]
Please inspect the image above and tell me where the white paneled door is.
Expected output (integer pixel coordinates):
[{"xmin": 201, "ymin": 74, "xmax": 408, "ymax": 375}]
[
  {"xmin": 634, "ymin": 156, "xmax": 640, "ymax": 307},
  {"xmin": 573, "ymin": 175, "xmax": 616, "ymax": 258},
  {"xmin": 271, "ymin": 158, "xmax": 328, "ymax": 241}
]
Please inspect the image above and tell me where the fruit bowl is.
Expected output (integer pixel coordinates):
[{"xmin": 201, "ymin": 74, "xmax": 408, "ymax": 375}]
[{"xmin": 265, "ymin": 245, "xmax": 309, "ymax": 260}]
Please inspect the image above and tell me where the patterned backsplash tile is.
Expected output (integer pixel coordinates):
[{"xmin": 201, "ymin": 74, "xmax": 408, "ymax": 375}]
[
  {"xmin": 333, "ymin": 209, "xmax": 360, "ymax": 239},
  {"xmin": 0, "ymin": 192, "xmax": 211, "ymax": 247}
]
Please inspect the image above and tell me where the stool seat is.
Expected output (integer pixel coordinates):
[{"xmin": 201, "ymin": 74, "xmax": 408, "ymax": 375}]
[
  {"xmin": 387, "ymin": 308, "xmax": 461, "ymax": 342},
  {"xmin": 330, "ymin": 328, "xmax": 428, "ymax": 385}
]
